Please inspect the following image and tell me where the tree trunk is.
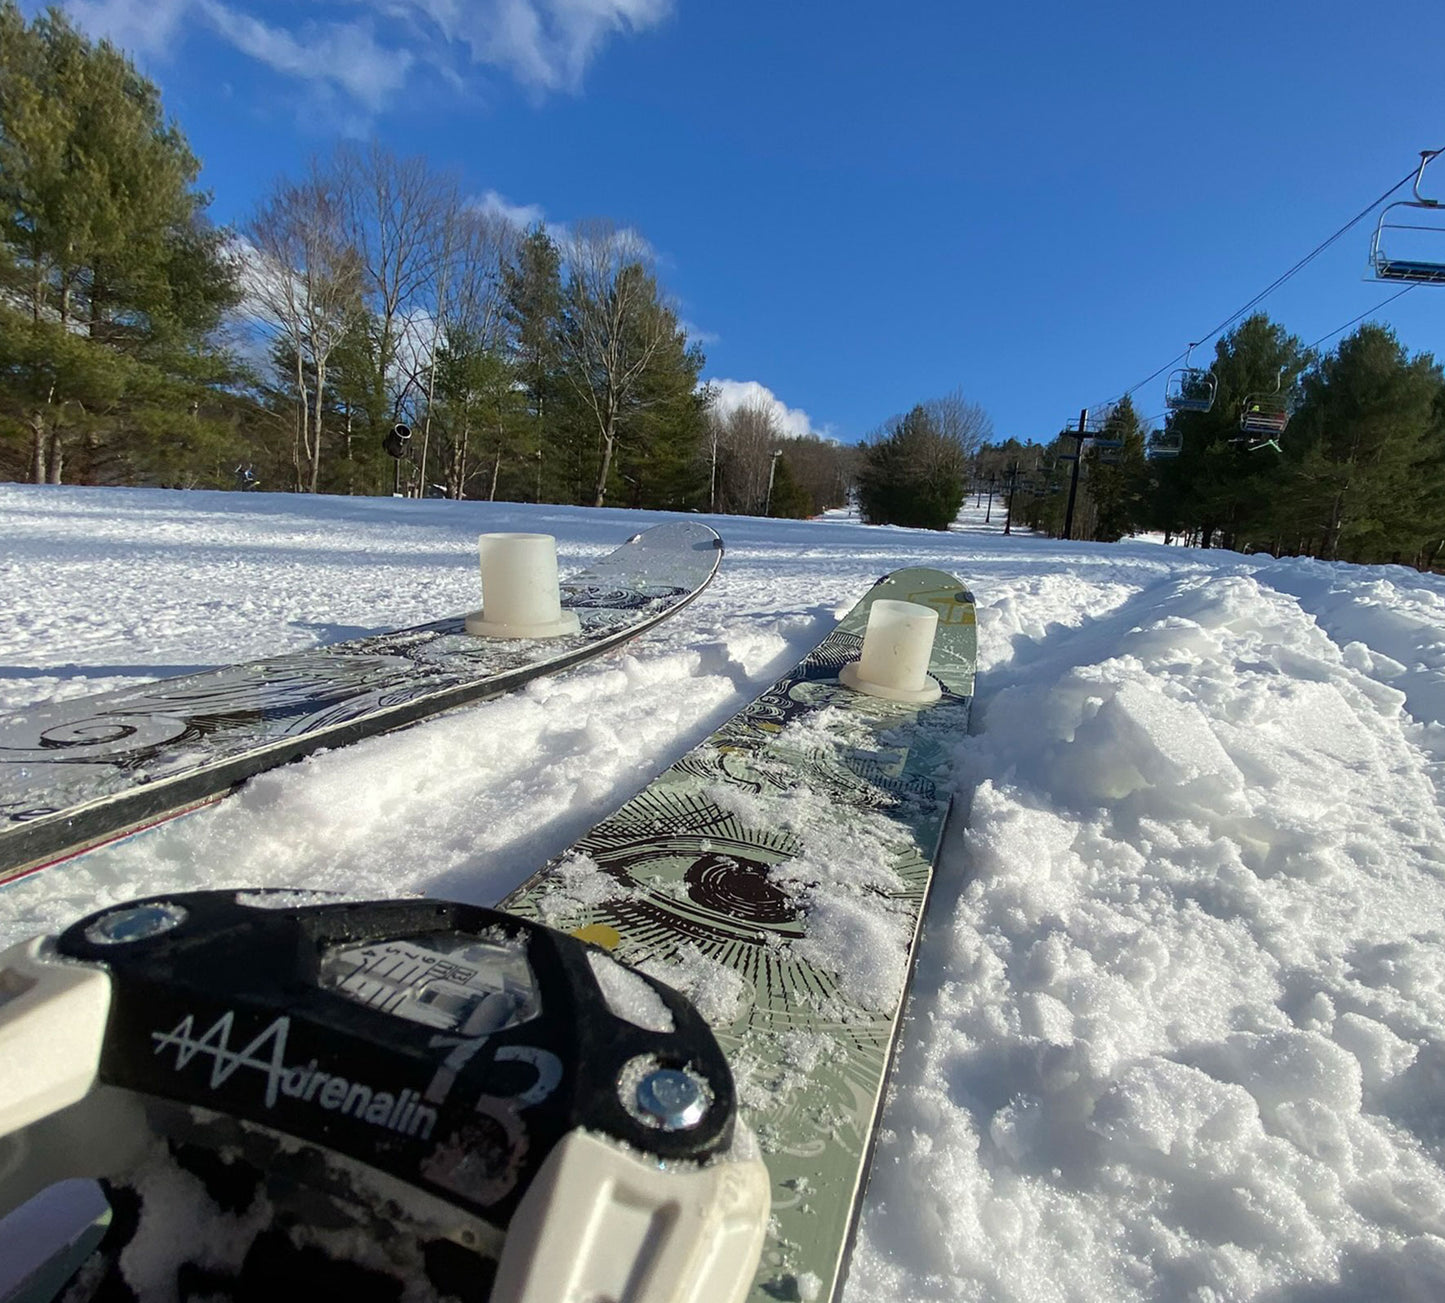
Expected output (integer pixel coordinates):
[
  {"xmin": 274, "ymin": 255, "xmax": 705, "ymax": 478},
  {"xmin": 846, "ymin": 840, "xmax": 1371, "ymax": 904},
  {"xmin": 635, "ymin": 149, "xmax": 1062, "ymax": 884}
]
[
  {"xmin": 592, "ymin": 422, "xmax": 616, "ymax": 508},
  {"xmin": 293, "ymin": 344, "xmax": 309, "ymax": 493},
  {"xmin": 46, "ymin": 427, "xmax": 63, "ymax": 484},
  {"xmin": 29, "ymin": 413, "xmax": 46, "ymax": 484},
  {"xmin": 453, "ymin": 416, "xmax": 471, "ymax": 500},
  {"xmin": 310, "ymin": 361, "xmax": 327, "ymax": 495},
  {"xmin": 1323, "ymin": 491, "xmax": 1346, "ymax": 562},
  {"xmin": 344, "ymin": 407, "xmax": 355, "ymax": 494}
]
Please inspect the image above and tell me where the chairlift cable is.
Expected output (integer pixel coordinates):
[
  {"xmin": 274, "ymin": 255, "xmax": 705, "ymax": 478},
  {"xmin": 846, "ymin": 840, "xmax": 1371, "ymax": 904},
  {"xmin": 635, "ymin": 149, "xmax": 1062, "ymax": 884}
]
[
  {"xmin": 1188, "ymin": 168, "xmax": 1419, "ymax": 346},
  {"xmin": 1132, "ymin": 288, "xmax": 1412, "ymax": 432},
  {"xmin": 1303, "ymin": 284, "xmax": 1416, "ymax": 352},
  {"xmin": 1106, "ymin": 158, "xmax": 1435, "ymax": 408}
]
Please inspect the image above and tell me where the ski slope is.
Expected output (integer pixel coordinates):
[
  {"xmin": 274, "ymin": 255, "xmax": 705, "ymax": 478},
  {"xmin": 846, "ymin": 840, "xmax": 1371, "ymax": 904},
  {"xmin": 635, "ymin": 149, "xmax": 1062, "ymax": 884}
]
[{"xmin": 2, "ymin": 483, "xmax": 1445, "ymax": 1303}]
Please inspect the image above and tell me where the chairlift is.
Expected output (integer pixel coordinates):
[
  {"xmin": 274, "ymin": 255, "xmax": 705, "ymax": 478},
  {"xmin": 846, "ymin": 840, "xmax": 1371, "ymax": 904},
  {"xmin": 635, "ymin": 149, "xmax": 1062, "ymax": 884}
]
[
  {"xmin": 1088, "ymin": 437, "xmax": 1123, "ymax": 466},
  {"xmin": 1370, "ymin": 150, "xmax": 1445, "ymax": 285},
  {"xmin": 1147, "ymin": 429, "xmax": 1182, "ymax": 459},
  {"xmin": 1164, "ymin": 344, "xmax": 1218, "ymax": 412},
  {"xmin": 1239, "ymin": 368, "xmax": 1290, "ymax": 438}
]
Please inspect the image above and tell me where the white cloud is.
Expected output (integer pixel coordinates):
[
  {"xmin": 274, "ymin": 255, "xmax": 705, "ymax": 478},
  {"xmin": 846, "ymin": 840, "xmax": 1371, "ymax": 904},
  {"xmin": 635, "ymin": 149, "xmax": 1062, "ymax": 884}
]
[
  {"xmin": 706, "ymin": 379, "xmax": 818, "ymax": 439},
  {"xmin": 470, "ymin": 190, "xmax": 547, "ymax": 230},
  {"xmin": 444, "ymin": 0, "xmax": 673, "ymax": 93},
  {"xmin": 680, "ymin": 319, "xmax": 719, "ymax": 346},
  {"xmin": 62, "ymin": 0, "xmax": 192, "ymax": 56},
  {"xmin": 198, "ymin": 4, "xmax": 412, "ymax": 111},
  {"xmin": 55, "ymin": 0, "xmax": 672, "ymax": 108}
]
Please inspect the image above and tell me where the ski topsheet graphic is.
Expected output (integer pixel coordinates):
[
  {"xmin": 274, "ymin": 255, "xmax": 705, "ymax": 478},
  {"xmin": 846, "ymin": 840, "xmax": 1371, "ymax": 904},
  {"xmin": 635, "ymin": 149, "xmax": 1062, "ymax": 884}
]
[
  {"xmin": 0, "ymin": 521, "xmax": 722, "ymax": 885},
  {"xmin": 505, "ymin": 567, "xmax": 976, "ymax": 1301},
  {"xmin": 0, "ymin": 566, "xmax": 975, "ymax": 1302}
]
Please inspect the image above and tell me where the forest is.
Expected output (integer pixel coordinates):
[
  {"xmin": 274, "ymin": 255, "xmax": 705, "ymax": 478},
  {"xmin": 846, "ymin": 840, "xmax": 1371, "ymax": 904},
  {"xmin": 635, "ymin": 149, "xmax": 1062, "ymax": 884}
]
[
  {"xmin": 3, "ymin": 5, "xmax": 1442, "ymax": 568},
  {"xmin": 969, "ymin": 313, "xmax": 1445, "ymax": 569},
  {"xmin": 0, "ymin": 4, "xmax": 849, "ymax": 518}
]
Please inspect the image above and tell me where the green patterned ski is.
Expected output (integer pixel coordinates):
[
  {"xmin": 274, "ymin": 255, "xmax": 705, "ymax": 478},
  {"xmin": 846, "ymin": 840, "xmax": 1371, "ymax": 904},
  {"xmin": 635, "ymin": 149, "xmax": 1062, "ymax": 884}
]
[{"xmin": 503, "ymin": 568, "xmax": 976, "ymax": 1301}]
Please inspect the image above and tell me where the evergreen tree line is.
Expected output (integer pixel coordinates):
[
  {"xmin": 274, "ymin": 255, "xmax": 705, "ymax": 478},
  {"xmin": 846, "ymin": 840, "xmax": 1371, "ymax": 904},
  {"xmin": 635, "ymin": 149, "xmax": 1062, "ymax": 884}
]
[
  {"xmin": 0, "ymin": 5, "xmax": 853, "ymax": 515},
  {"xmin": 981, "ymin": 314, "xmax": 1445, "ymax": 568}
]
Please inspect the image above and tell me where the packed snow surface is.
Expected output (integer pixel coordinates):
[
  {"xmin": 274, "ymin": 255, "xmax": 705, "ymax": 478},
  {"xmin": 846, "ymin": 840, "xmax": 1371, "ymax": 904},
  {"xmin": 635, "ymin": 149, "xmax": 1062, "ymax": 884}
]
[{"xmin": 3, "ymin": 484, "xmax": 1445, "ymax": 1302}]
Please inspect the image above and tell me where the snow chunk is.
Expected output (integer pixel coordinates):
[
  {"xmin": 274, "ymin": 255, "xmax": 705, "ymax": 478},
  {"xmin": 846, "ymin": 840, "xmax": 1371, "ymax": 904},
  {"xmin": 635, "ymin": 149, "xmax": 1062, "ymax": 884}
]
[{"xmin": 588, "ymin": 949, "xmax": 674, "ymax": 1033}]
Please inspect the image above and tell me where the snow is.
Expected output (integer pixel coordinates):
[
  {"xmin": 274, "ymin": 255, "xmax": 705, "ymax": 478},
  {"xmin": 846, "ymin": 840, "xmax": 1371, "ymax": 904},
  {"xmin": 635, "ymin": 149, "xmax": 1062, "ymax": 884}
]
[{"xmin": 3, "ymin": 483, "xmax": 1445, "ymax": 1301}]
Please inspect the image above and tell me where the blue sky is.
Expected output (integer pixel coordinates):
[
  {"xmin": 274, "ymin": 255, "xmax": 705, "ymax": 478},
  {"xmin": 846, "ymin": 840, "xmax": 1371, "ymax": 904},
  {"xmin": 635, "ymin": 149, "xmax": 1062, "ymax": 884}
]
[{"xmin": 32, "ymin": 0, "xmax": 1445, "ymax": 443}]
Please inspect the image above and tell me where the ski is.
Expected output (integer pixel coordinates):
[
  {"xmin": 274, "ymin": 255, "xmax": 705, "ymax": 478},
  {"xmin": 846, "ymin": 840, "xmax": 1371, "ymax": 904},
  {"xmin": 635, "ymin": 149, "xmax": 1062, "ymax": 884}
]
[
  {"xmin": 503, "ymin": 567, "xmax": 976, "ymax": 1300},
  {"xmin": 0, "ymin": 522, "xmax": 722, "ymax": 886},
  {"xmin": 0, "ymin": 566, "xmax": 975, "ymax": 1301}
]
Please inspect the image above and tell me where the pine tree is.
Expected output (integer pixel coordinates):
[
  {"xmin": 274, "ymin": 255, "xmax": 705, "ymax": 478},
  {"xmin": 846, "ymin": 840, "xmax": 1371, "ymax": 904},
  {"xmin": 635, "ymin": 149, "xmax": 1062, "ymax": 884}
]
[
  {"xmin": 503, "ymin": 226, "xmax": 564, "ymax": 501},
  {"xmin": 1288, "ymin": 325, "xmax": 1445, "ymax": 562},
  {"xmin": 0, "ymin": 2, "xmax": 237, "ymax": 483},
  {"xmin": 766, "ymin": 455, "xmax": 813, "ymax": 518},
  {"xmin": 429, "ymin": 331, "xmax": 527, "ymax": 500},
  {"xmin": 857, "ymin": 405, "xmax": 968, "ymax": 530},
  {"xmin": 1086, "ymin": 396, "xmax": 1150, "ymax": 542},
  {"xmin": 1160, "ymin": 314, "xmax": 1308, "ymax": 549}
]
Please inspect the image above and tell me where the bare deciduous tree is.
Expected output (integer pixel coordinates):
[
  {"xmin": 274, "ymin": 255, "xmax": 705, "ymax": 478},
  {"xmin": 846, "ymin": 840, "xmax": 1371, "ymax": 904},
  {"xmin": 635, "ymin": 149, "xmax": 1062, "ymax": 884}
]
[
  {"xmin": 925, "ymin": 387, "xmax": 993, "ymax": 463},
  {"xmin": 707, "ymin": 401, "xmax": 783, "ymax": 514},
  {"xmin": 245, "ymin": 168, "xmax": 364, "ymax": 492},
  {"xmin": 333, "ymin": 144, "xmax": 455, "ymax": 489},
  {"xmin": 428, "ymin": 207, "xmax": 520, "ymax": 498}
]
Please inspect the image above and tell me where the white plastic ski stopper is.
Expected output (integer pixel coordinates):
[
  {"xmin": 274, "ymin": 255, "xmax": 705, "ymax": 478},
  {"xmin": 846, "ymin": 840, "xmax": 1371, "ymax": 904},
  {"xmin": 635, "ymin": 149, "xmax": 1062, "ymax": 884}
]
[
  {"xmin": 839, "ymin": 599, "xmax": 942, "ymax": 703},
  {"xmin": 464, "ymin": 533, "xmax": 582, "ymax": 639}
]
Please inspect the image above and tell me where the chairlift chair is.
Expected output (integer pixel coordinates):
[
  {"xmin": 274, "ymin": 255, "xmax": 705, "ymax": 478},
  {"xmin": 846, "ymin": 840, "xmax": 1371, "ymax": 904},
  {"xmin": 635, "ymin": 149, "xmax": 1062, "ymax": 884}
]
[
  {"xmin": 1370, "ymin": 150, "xmax": 1445, "ymax": 285},
  {"xmin": 1164, "ymin": 344, "xmax": 1218, "ymax": 412},
  {"xmin": 1239, "ymin": 397, "xmax": 1289, "ymax": 436},
  {"xmin": 1088, "ymin": 437, "xmax": 1124, "ymax": 466},
  {"xmin": 1240, "ymin": 367, "xmax": 1290, "ymax": 438},
  {"xmin": 1147, "ymin": 429, "xmax": 1182, "ymax": 459}
]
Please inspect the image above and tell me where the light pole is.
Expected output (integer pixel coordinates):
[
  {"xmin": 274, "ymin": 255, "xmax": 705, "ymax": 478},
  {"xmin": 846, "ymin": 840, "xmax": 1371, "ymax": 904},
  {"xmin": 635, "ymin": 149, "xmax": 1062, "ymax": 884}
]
[{"xmin": 764, "ymin": 450, "xmax": 782, "ymax": 516}]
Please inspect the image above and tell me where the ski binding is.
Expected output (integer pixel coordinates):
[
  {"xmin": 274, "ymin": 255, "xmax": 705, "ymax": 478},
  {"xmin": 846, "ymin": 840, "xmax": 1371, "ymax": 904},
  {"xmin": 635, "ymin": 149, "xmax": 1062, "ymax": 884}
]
[{"xmin": 0, "ymin": 890, "xmax": 769, "ymax": 1302}]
